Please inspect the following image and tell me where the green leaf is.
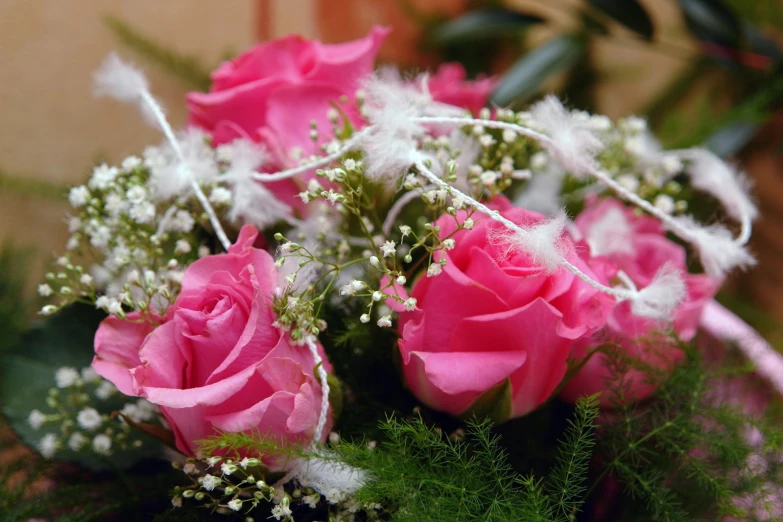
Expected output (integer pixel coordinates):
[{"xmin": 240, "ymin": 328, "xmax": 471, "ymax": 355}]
[
  {"xmin": 491, "ymin": 34, "xmax": 586, "ymax": 107},
  {"xmin": 678, "ymin": 0, "xmax": 740, "ymax": 45},
  {"xmin": 588, "ymin": 0, "xmax": 654, "ymax": 40},
  {"xmin": 462, "ymin": 377, "xmax": 514, "ymax": 424},
  {"xmin": 430, "ymin": 8, "xmax": 544, "ymax": 46},
  {"xmin": 0, "ymin": 304, "xmax": 162, "ymax": 469}
]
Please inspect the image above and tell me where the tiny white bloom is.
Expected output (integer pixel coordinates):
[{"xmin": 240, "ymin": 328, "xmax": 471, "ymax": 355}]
[
  {"xmin": 623, "ymin": 115, "xmax": 647, "ymax": 133},
  {"xmin": 589, "ymin": 115, "xmax": 612, "ymax": 131},
  {"xmin": 442, "ymin": 238, "xmax": 455, "ymax": 250},
  {"xmin": 174, "ymin": 239, "xmax": 192, "ymax": 255},
  {"xmin": 81, "ymin": 366, "xmax": 99, "ymax": 383},
  {"xmin": 38, "ymin": 284, "xmax": 53, "ymax": 297},
  {"xmin": 372, "ymin": 291, "xmax": 383, "ymax": 302},
  {"xmin": 77, "ymin": 407, "xmax": 103, "ymax": 431},
  {"xmin": 616, "ymin": 174, "xmax": 640, "ymax": 193},
  {"xmin": 360, "ymin": 313, "xmax": 371, "ymax": 323},
  {"xmin": 198, "ymin": 245, "xmax": 211, "ymax": 258},
  {"xmin": 171, "ymin": 496, "xmax": 183, "ymax": 508},
  {"xmin": 55, "ymin": 367, "xmax": 79, "ymax": 388},
  {"xmin": 271, "ymin": 504, "xmax": 292, "ymax": 520},
  {"xmin": 89, "ymin": 226, "xmax": 111, "ymax": 248},
  {"xmin": 209, "ymin": 186, "xmax": 232, "ymax": 205},
  {"xmin": 89, "ymin": 164, "xmax": 120, "ymax": 190},
  {"xmin": 79, "ymin": 274, "xmax": 94, "ymax": 286},
  {"xmin": 40, "ymin": 304, "xmax": 57, "ymax": 316},
  {"xmin": 369, "ymin": 256, "xmax": 380, "ymax": 268},
  {"xmin": 227, "ymin": 498, "xmax": 243, "ymax": 512},
  {"xmin": 206, "ymin": 456, "xmax": 222, "ymax": 468},
  {"xmin": 66, "ymin": 236, "xmax": 80, "ymax": 251},
  {"xmin": 183, "ymin": 462, "xmax": 197, "ymax": 474},
  {"xmin": 68, "ymin": 186, "xmax": 91, "ymax": 208},
  {"xmin": 624, "ymin": 135, "xmax": 645, "ymax": 156},
  {"xmin": 653, "ymin": 194, "xmax": 675, "ymax": 215},
  {"xmin": 221, "ymin": 462, "xmax": 238, "ymax": 475},
  {"xmin": 427, "ymin": 263, "xmax": 443, "ymax": 277},
  {"xmin": 67, "ymin": 216, "xmax": 82, "ymax": 232},
  {"xmin": 202, "ymin": 474, "xmax": 221, "ymax": 491},
  {"xmin": 343, "ymin": 158, "xmax": 357, "ymax": 170},
  {"xmin": 377, "ymin": 315, "xmax": 392, "ymax": 328},
  {"xmin": 95, "ymin": 380, "xmax": 116, "ymax": 400},
  {"xmin": 404, "ymin": 298, "xmax": 417, "ymax": 311},
  {"xmin": 68, "ymin": 432, "xmax": 88, "ymax": 451},
  {"xmin": 107, "ymin": 299, "xmax": 123, "ymax": 315},
  {"xmin": 125, "ymin": 185, "xmax": 147, "ymax": 204},
  {"xmin": 396, "ymin": 275, "xmax": 406, "ymax": 285},
  {"xmin": 399, "ymin": 225, "xmax": 412, "ymax": 238},
  {"xmin": 463, "ymin": 218, "xmax": 474, "ymax": 230},
  {"xmin": 92, "ymin": 434, "xmax": 112, "ymax": 455},
  {"xmin": 479, "ymin": 134, "xmax": 496, "ymax": 147},
  {"xmin": 381, "ymin": 241, "xmax": 396, "ymax": 258},
  {"xmin": 530, "ymin": 151, "xmax": 548, "ymax": 171},
  {"xmin": 39, "ymin": 433, "xmax": 58, "ymax": 459},
  {"xmin": 170, "ymin": 210, "xmax": 195, "ymax": 233},
  {"xmin": 130, "ymin": 201, "xmax": 156, "ymax": 225},
  {"xmin": 28, "ymin": 409, "xmax": 47, "ymax": 429},
  {"xmin": 95, "ymin": 295, "xmax": 110, "ymax": 310},
  {"xmin": 121, "ymin": 155, "xmax": 142, "ymax": 171},
  {"xmin": 502, "ymin": 128, "xmax": 516, "ymax": 143},
  {"xmin": 325, "ymin": 488, "xmax": 346, "ymax": 504},
  {"xmin": 660, "ymin": 155, "xmax": 683, "ymax": 175}
]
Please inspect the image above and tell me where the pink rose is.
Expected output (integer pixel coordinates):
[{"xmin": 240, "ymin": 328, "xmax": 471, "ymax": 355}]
[
  {"xmin": 397, "ymin": 197, "xmax": 608, "ymax": 421},
  {"xmin": 187, "ymin": 27, "xmax": 389, "ymax": 166},
  {"xmin": 425, "ymin": 63, "xmax": 497, "ymax": 115},
  {"xmin": 92, "ymin": 225, "xmax": 331, "ymax": 456},
  {"xmin": 560, "ymin": 198, "xmax": 721, "ymax": 406}
]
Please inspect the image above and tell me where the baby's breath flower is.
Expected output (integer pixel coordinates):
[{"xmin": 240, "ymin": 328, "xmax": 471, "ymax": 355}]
[
  {"xmin": 617, "ymin": 174, "xmax": 640, "ymax": 193},
  {"xmin": 377, "ymin": 315, "xmax": 392, "ymax": 328},
  {"xmin": 55, "ymin": 367, "xmax": 79, "ymax": 388},
  {"xmin": 39, "ymin": 433, "xmax": 59, "ymax": 459},
  {"xmin": 68, "ymin": 432, "xmax": 88, "ymax": 451},
  {"xmin": 38, "ymin": 284, "xmax": 53, "ymax": 297},
  {"xmin": 369, "ymin": 256, "xmax": 380, "ymax": 268},
  {"xmin": 68, "ymin": 186, "xmax": 90, "ymax": 208},
  {"xmin": 202, "ymin": 474, "xmax": 221, "ymax": 491},
  {"xmin": 28, "ymin": 409, "xmax": 46, "ymax": 429},
  {"xmin": 79, "ymin": 274, "xmax": 94, "ymax": 286},
  {"xmin": 92, "ymin": 434, "xmax": 112, "ymax": 455},
  {"xmin": 399, "ymin": 225, "xmax": 412, "ymax": 238},
  {"xmin": 227, "ymin": 498, "xmax": 243, "ymax": 512},
  {"xmin": 442, "ymin": 238, "xmax": 455, "ymax": 250},
  {"xmin": 174, "ymin": 239, "xmax": 192, "ymax": 255},
  {"xmin": 654, "ymin": 194, "xmax": 675, "ymax": 215},
  {"xmin": 209, "ymin": 186, "xmax": 232, "ymax": 205},
  {"xmin": 381, "ymin": 241, "xmax": 396, "ymax": 258},
  {"xmin": 81, "ymin": 366, "xmax": 99, "ymax": 383},
  {"xmin": 427, "ymin": 264, "xmax": 443, "ymax": 277},
  {"xmin": 77, "ymin": 407, "xmax": 103, "ymax": 431},
  {"xmin": 396, "ymin": 275, "xmax": 406, "ymax": 285},
  {"xmin": 121, "ymin": 155, "xmax": 141, "ymax": 171},
  {"xmin": 221, "ymin": 462, "xmax": 238, "ymax": 475},
  {"xmin": 404, "ymin": 297, "xmax": 417, "ymax": 311},
  {"xmin": 360, "ymin": 313, "xmax": 371, "ymax": 323},
  {"xmin": 95, "ymin": 380, "xmax": 116, "ymax": 400},
  {"xmin": 463, "ymin": 218, "xmax": 474, "ymax": 230}
]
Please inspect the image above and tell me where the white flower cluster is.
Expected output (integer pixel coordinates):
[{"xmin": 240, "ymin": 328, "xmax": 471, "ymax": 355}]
[{"xmin": 28, "ymin": 365, "xmax": 163, "ymax": 460}]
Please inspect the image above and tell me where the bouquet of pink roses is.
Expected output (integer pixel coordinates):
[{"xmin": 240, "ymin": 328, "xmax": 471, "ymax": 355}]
[{"xmin": 2, "ymin": 27, "xmax": 782, "ymax": 522}]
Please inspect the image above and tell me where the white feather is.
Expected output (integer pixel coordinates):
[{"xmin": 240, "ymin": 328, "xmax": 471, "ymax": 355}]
[
  {"xmin": 673, "ymin": 216, "xmax": 756, "ymax": 278},
  {"xmin": 290, "ymin": 451, "xmax": 366, "ymax": 500},
  {"xmin": 93, "ymin": 53, "xmax": 160, "ymax": 127},
  {"xmin": 513, "ymin": 165, "xmax": 565, "ymax": 217},
  {"xmin": 631, "ymin": 265, "xmax": 686, "ymax": 320},
  {"xmin": 680, "ymin": 148, "xmax": 758, "ymax": 222},
  {"xmin": 529, "ymin": 96, "xmax": 604, "ymax": 175},
  {"xmin": 221, "ymin": 140, "xmax": 293, "ymax": 229},
  {"xmin": 585, "ymin": 206, "xmax": 634, "ymax": 257},
  {"xmin": 147, "ymin": 129, "xmax": 220, "ymax": 201},
  {"xmin": 489, "ymin": 211, "xmax": 568, "ymax": 272}
]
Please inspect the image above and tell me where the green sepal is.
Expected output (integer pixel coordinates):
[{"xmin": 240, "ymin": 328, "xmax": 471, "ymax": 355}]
[{"xmin": 460, "ymin": 377, "xmax": 514, "ymax": 424}]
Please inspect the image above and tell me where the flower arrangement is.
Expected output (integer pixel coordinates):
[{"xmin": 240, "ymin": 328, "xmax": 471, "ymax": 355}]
[{"xmin": 2, "ymin": 26, "xmax": 783, "ymax": 522}]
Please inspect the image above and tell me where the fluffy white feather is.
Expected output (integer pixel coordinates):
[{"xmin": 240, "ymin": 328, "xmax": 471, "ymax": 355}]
[
  {"xmin": 631, "ymin": 265, "xmax": 686, "ymax": 319},
  {"xmin": 529, "ymin": 96, "xmax": 604, "ymax": 175},
  {"xmin": 489, "ymin": 211, "xmax": 568, "ymax": 272},
  {"xmin": 220, "ymin": 139, "xmax": 293, "ymax": 229},
  {"xmin": 679, "ymin": 148, "xmax": 758, "ymax": 222},
  {"xmin": 585, "ymin": 206, "xmax": 634, "ymax": 257},
  {"xmin": 672, "ymin": 216, "xmax": 756, "ymax": 278},
  {"xmin": 146, "ymin": 129, "xmax": 220, "ymax": 201},
  {"xmin": 513, "ymin": 165, "xmax": 565, "ymax": 217},
  {"xmin": 93, "ymin": 53, "xmax": 160, "ymax": 127},
  {"xmin": 290, "ymin": 452, "xmax": 366, "ymax": 502}
]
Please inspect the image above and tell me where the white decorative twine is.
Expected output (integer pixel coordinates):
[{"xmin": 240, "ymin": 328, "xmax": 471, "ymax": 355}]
[{"xmin": 305, "ymin": 335, "xmax": 330, "ymax": 446}]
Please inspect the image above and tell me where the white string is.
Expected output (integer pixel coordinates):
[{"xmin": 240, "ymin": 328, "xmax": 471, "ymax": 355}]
[
  {"xmin": 138, "ymin": 92, "xmax": 232, "ymax": 251},
  {"xmin": 382, "ymin": 185, "xmax": 435, "ymax": 236},
  {"xmin": 251, "ymin": 128, "xmax": 372, "ymax": 182},
  {"xmin": 412, "ymin": 159, "xmax": 637, "ymax": 302},
  {"xmin": 305, "ymin": 335, "xmax": 330, "ymax": 446}
]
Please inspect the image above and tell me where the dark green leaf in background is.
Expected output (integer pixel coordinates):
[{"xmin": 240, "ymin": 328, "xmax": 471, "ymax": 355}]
[
  {"xmin": 429, "ymin": 8, "xmax": 544, "ymax": 46},
  {"xmin": 491, "ymin": 34, "xmax": 586, "ymax": 107},
  {"xmin": 588, "ymin": 0, "xmax": 654, "ymax": 40},
  {"xmin": 678, "ymin": 0, "xmax": 741, "ymax": 46},
  {"xmin": 0, "ymin": 304, "xmax": 164, "ymax": 469}
]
